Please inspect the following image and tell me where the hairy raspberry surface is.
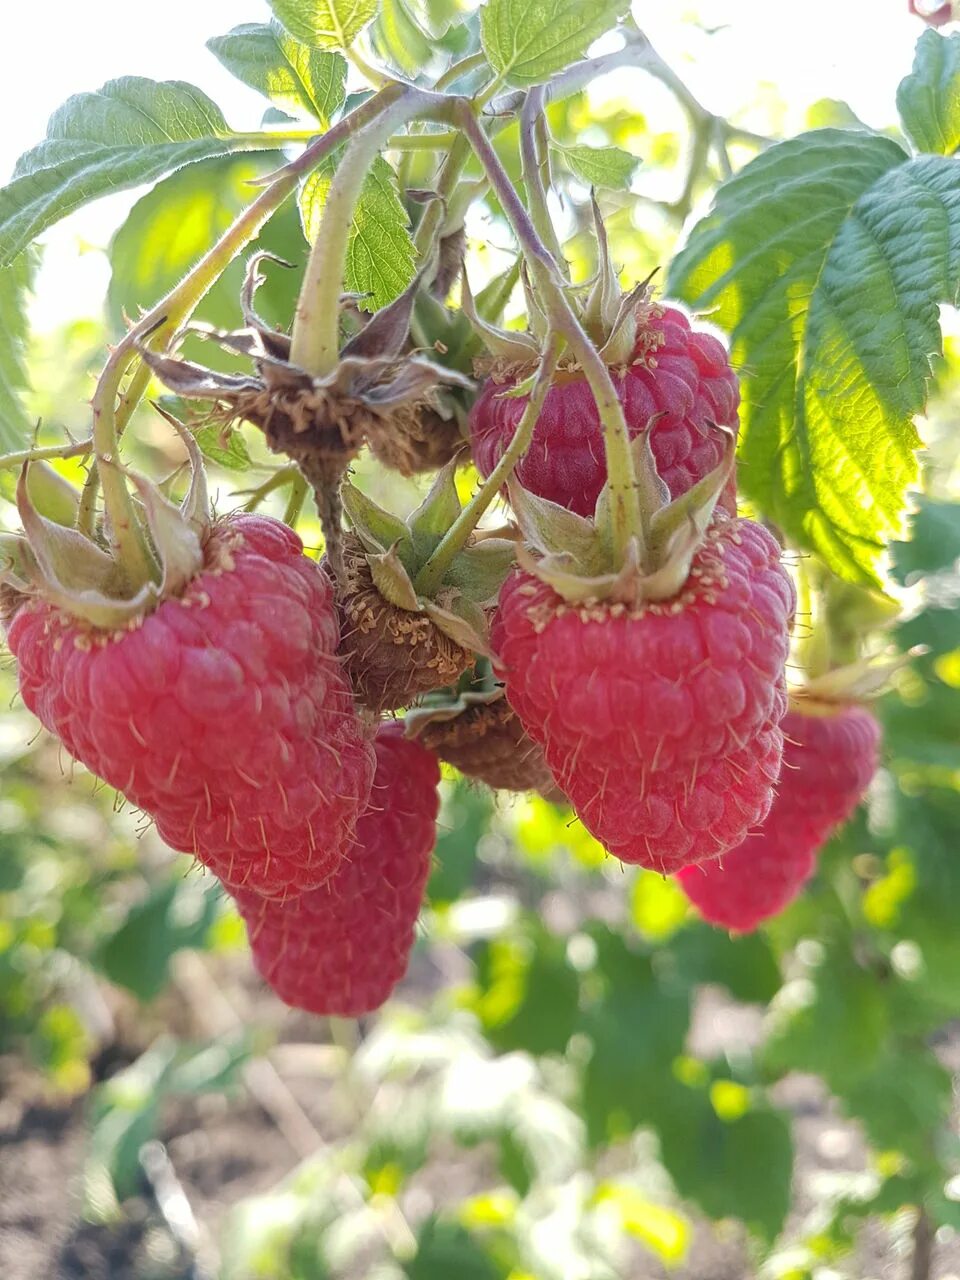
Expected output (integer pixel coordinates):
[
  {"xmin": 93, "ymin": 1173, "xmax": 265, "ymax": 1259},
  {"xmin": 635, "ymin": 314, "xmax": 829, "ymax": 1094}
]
[
  {"xmin": 469, "ymin": 307, "xmax": 739, "ymax": 518},
  {"xmin": 677, "ymin": 704, "xmax": 880, "ymax": 929},
  {"xmin": 491, "ymin": 517, "xmax": 795, "ymax": 873},
  {"xmin": 236, "ymin": 724, "xmax": 441, "ymax": 1017},
  {"xmin": 416, "ymin": 697, "xmax": 559, "ymax": 795},
  {"xmin": 8, "ymin": 514, "xmax": 375, "ymax": 897},
  {"xmin": 334, "ymin": 533, "xmax": 471, "ymax": 712}
]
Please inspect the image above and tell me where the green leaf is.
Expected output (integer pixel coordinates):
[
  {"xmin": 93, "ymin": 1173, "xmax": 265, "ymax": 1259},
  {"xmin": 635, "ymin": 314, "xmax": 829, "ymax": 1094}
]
[
  {"xmin": 470, "ymin": 920, "xmax": 579, "ymax": 1056},
  {"xmin": 108, "ymin": 154, "xmax": 305, "ymax": 371},
  {"xmin": 0, "ymin": 252, "xmax": 36, "ymax": 449},
  {"xmin": 405, "ymin": 1219, "xmax": 509, "ymax": 1280},
  {"xmin": 372, "ymin": 0, "xmax": 435, "ymax": 76},
  {"xmin": 670, "ymin": 925, "xmax": 781, "ymax": 1004},
  {"xmin": 96, "ymin": 879, "xmax": 219, "ymax": 1001},
  {"xmin": 897, "ymin": 29, "xmax": 960, "ymax": 155},
  {"xmin": 553, "ymin": 142, "xmax": 638, "ymax": 188},
  {"xmin": 0, "ymin": 79, "xmax": 258, "ymax": 267},
  {"xmin": 844, "ymin": 1045, "xmax": 952, "ymax": 1163},
  {"xmin": 480, "ymin": 0, "xmax": 629, "ymax": 88},
  {"xmin": 268, "ymin": 0, "xmax": 379, "ymax": 51},
  {"xmin": 581, "ymin": 927, "xmax": 690, "ymax": 1146},
  {"xmin": 207, "ymin": 22, "xmax": 346, "ymax": 124},
  {"xmin": 668, "ymin": 132, "xmax": 960, "ymax": 586},
  {"xmin": 429, "ymin": 780, "xmax": 490, "ymax": 903},
  {"xmin": 656, "ymin": 1086, "xmax": 793, "ymax": 1243},
  {"xmin": 193, "ymin": 423, "xmax": 254, "ymax": 472},
  {"xmin": 300, "ymin": 153, "xmax": 415, "ymax": 310},
  {"xmin": 763, "ymin": 941, "xmax": 888, "ymax": 1093},
  {"xmin": 891, "ymin": 495, "xmax": 960, "ymax": 582}
]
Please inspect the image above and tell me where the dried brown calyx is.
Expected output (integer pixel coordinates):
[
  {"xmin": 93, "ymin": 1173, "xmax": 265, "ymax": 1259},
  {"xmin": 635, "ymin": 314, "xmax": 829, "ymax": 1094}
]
[
  {"xmin": 330, "ymin": 467, "xmax": 517, "ymax": 713},
  {"xmin": 336, "ymin": 531, "xmax": 472, "ymax": 713},
  {"xmin": 406, "ymin": 685, "xmax": 561, "ymax": 798},
  {"xmin": 140, "ymin": 254, "xmax": 473, "ymax": 571}
]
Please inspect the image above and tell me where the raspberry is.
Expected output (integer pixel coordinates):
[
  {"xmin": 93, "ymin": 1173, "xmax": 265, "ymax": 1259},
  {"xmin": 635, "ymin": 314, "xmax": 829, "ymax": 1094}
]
[
  {"xmin": 677, "ymin": 704, "xmax": 881, "ymax": 930},
  {"xmin": 413, "ymin": 695, "xmax": 560, "ymax": 796},
  {"xmin": 7, "ymin": 514, "xmax": 375, "ymax": 898},
  {"xmin": 334, "ymin": 532, "xmax": 471, "ymax": 712},
  {"xmin": 909, "ymin": 0, "xmax": 953, "ymax": 26},
  {"xmin": 491, "ymin": 516, "xmax": 795, "ymax": 873},
  {"xmin": 235, "ymin": 724, "xmax": 441, "ymax": 1017},
  {"xmin": 469, "ymin": 307, "xmax": 739, "ymax": 519}
]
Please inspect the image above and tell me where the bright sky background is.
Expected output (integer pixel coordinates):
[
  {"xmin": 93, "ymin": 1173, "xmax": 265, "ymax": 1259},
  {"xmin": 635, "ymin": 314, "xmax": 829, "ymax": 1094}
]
[{"xmin": 0, "ymin": 0, "xmax": 938, "ymax": 332}]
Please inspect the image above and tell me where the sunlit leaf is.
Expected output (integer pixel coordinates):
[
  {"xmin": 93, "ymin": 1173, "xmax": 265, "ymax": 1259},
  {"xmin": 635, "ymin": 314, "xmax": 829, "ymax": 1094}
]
[
  {"xmin": 0, "ymin": 79, "xmax": 261, "ymax": 266},
  {"xmin": 207, "ymin": 22, "xmax": 347, "ymax": 124},
  {"xmin": 268, "ymin": 0, "xmax": 379, "ymax": 51},
  {"xmin": 480, "ymin": 0, "xmax": 629, "ymax": 88},
  {"xmin": 0, "ymin": 252, "xmax": 36, "ymax": 449},
  {"xmin": 300, "ymin": 154, "xmax": 416, "ymax": 309},
  {"xmin": 897, "ymin": 29, "xmax": 960, "ymax": 155},
  {"xmin": 669, "ymin": 131, "xmax": 960, "ymax": 586},
  {"xmin": 553, "ymin": 141, "xmax": 638, "ymax": 188}
]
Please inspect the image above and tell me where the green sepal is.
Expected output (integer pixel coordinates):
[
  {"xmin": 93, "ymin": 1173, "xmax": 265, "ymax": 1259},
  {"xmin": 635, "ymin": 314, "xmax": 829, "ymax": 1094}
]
[
  {"xmin": 340, "ymin": 466, "xmax": 517, "ymax": 651},
  {"xmin": 509, "ymin": 426, "xmax": 735, "ymax": 605},
  {"xmin": 461, "ymin": 267, "xmax": 539, "ymax": 364}
]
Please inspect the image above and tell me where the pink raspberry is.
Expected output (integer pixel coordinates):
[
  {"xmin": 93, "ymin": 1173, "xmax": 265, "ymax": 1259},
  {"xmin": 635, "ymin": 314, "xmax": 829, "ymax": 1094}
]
[
  {"xmin": 235, "ymin": 724, "xmax": 441, "ymax": 1017},
  {"xmin": 469, "ymin": 307, "xmax": 739, "ymax": 518},
  {"xmin": 7, "ymin": 514, "xmax": 375, "ymax": 898},
  {"xmin": 677, "ymin": 704, "xmax": 881, "ymax": 930},
  {"xmin": 491, "ymin": 516, "xmax": 795, "ymax": 873}
]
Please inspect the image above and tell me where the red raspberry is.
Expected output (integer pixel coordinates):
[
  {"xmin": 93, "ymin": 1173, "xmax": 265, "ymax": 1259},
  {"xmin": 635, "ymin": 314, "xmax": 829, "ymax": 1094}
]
[
  {"xmin": 469, "ymin": 307, "xmax": 739, "ymax": 518},
  {"xmin": 235, "ymin": 724, "xmax": 441, "ymax": 1017},
  {"xmin": 909, "ymin": 0, "xmax": 953, "ymax": 26},
  {"xmin": 491, "ymin": 517, "xmax": 795, "ymax": 873},
  {"xmin": 677, "ymin": 704, "xmax": 881, "ymax": 930},
  {"xmin": 7, "ymin": 514, "xmax": 375, "ymax": 898}
]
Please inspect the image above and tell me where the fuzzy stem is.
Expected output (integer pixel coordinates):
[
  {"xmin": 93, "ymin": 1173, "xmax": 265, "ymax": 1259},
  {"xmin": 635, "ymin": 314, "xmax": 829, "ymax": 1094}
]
[
  {"xmin": 77, "ymin": 87, "xmax": 404, "ymax": 543},
  {"xmin": 434, "ymin": 51, "xmax": 489, "ymax": 92},
  {"xmin": 283, "ymin": 473, "xmax": 309, "ymax": 527},
  {"xmin": 289, "ymin": 87, "xmax": 445, "ymax": 378},
  {"xmin": 413, "ymin": 334, "xmax": 562, "ymax": 597},
  {"xmin": 456, "ymin": 102, "xmax": 643, "ymax": 563},
  {"xmin": 412, "ymin": 135, "xmax": 472, "ymax": 259},
  {"xmin": 519, "ymin": 88, "xmax": 565, "ymax": 271},
  {"xmin": 0, "ymin": 437, "xmax": 94, "ymax": 469},
  {"xmin": 347, "ymin": 45, "xmax": 392, "ymax": 89}
]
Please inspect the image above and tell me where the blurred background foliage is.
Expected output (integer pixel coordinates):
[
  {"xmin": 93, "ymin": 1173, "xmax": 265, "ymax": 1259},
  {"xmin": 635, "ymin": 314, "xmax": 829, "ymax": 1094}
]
[{"xmin": 2, "ymin": 5, "xmax": 960, "ymax": 1280}]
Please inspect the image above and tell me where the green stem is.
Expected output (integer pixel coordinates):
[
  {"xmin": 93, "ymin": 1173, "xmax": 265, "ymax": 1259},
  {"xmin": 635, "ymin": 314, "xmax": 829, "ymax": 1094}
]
[
  {"xmin": 455, "ymin": 102, "xmax": 643, "ymax": 562},
  {"xmin": 289, "ymin": 87, "xmax": 445, "ymax": 377},
  {"xmin": 434, "ymin": 51, "xmax": 488, "ymax": 92},
  {"xmin": 78, "ymin": 86, "xmax": 404, "ymax": 543},
  {"xmin": 231, "ymin": 128, "xmax": 458, "ymax": 151},
  {"xmin": 240, "ymin": 466, "xmax": 298, "ymax": 512},
  {"xmin": 283, "ymin": 473, "xmax": 309, "ymax": 526},
  {"xmin": 0, "ymin": 437, "xmax": 94, "ymax": 469},
  {"xmin": 519, "ymin": 88, "xmax": 564, "ymax": 271},
  {"xmin": 347, "ymin": 45, "xmax": 392, "ymax": 90},
  {"xmin": 413, "ymin": 334, "xmax": 562, "ymax": 597},
  {"xmin": 412, "ymin": 134, "xmax": 472, "ymax": 259}
]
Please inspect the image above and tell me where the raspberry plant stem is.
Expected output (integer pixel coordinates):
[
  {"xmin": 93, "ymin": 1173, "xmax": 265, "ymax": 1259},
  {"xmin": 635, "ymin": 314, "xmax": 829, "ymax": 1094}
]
[
  {"xmin": 519, "ymin": 88, "xmax": 565, "ymax": 271},
  {"xmin": 412, "ymin": 334, "xmax": 562, "ymax": 597},
  {"xmin": 288, "ymin": 88, "xmax": 449, "ymax": 379},
  {"xmin": 77, "ymin": 86, "xmax": 405, "ymax": 545},
  {"xmin": 455, "ymin": 101, "xmax": 645, "ymax": 564}
]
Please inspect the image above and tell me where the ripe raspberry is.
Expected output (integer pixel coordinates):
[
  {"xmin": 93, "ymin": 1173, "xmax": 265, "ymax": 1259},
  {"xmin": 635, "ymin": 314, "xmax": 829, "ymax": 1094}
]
[
  {"xmin": 491, "ymin": 516, "xmax": 795, "ymax": 873},
  {"xmin": 334, "ymin": 532, "xmax": 471, "ymax": 712},
  {"xmin": 235, "ymin": 724, "xmax": 441, "ymax": 1017},
  {"xmin": 677, "ymin": 704, "xmax": 880, "ymax": 930},
  {"xmin": 8, "ymin": 514, "xmax": 375, "ymax": 898},
  {"xmin": 909, "ymin": 0, "xmax": 953, "ymax": 26},
  {"xmin": 469, "ymin": 307, "xmax": 739, "ymax": 519},
  {"xmin": 413, "ymin": 695, "xmax": 559, "ymax": 796}
]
